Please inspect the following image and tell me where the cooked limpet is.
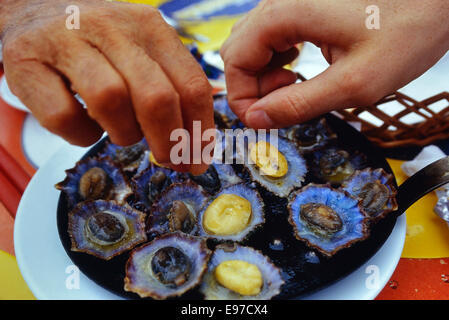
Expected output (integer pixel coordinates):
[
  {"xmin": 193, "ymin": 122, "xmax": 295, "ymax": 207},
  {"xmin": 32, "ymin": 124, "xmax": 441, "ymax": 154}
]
[
  {"xmin": 288, "ymin": 184, "xmax": 369, "ymax": 257},
  {"xmin": 56, "ymin": 157, "xmax": 133, "ymax": 208},
  {"xmin": 200, "ymin": 245, "xmax": 284, "ymax": 300},
  {"xmin": 342, "ymin": 168, "xmax": 398, "ymax": 221},
  {"xmin": 147, "ymin": 181, "xmax": 209, "ymax": 236},
  {"xmin": 68, "ymin": 200, "xmax": 146, "ymax": 260},
  {"xmin": 124, "ymin": 233, "xmax": 211, "ymax": 299},
  {"xmin": 236, "ymin": 131, "xmax": 307, "ymax": 197},
  {"xmin": 198, "ymin": 183, "xmax": 264, "ymax": 242}
]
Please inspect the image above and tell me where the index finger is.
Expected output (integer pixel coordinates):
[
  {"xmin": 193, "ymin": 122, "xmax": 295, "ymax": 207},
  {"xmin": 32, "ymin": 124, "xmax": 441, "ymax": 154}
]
[{"xmin": 136, "ymin": 15, "xmax": 215, "ymax": 174}]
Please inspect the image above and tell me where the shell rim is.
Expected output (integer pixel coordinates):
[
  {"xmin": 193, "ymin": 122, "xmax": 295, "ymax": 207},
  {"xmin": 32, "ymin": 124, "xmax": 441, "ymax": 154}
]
[
  {"xmin": 130, "ymin": 164, "xmax": 187, "ymax": 211},
  {"xmin": 67, "ymin": 199, "xmax": 147, "ymax": 260},
  {"xmin": 123, "ymin": 232, "xmax": 212, "ymax": 299},
  {"xmin": 343, "ymin": 168, "xmax": 399, "ymax": 223},
  {"xmin": 287, "ymin": 183, "xmax": 371, "ymax": 257},
  {"xmin": 197, "ymin": 183, "xmax": 266, "ymax": 242},
  {"xmin": 281, "ymin": 118, "xmax": 337, "ymax": 152},
  {"xmin": 200, "ymin": 245, "xmax": 285, "ymax": 300},
  {"xmin": 237, "ymin": 133, "xmax": 307, "ymax": 198},
  {"xmin": 146, "ymin": 179, "xmax": 210, "ymax": 235},
  {"xmin": 98, "ymin": 139, "xmax": 148, "ymax": 173},
  {"xmin": 55, "ymin": 156, "xmax": 133, "ymax": 206}
]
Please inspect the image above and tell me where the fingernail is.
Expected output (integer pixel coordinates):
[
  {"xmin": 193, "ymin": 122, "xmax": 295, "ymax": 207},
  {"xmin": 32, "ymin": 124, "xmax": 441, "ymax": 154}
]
[{"xmin": 246, "ymin": 109, "xmax": 275, "ymax": 128}]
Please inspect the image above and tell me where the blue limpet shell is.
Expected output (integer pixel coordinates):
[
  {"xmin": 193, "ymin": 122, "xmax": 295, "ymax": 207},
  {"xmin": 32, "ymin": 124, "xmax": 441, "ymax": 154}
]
[
  {"xmin": 288, "ymin": 184, "xmax": 369, "ymax": 257},
  {"xmin": 68, "ymin": 200, "xmax": 147, "ymax": 260},
  {"xmin": 279, "ymin": 117, "xmax": 336, "ymax": 152},
  {"xmin": 124, "ymin": 232, "xmax": 211, "ymax": 299},
  {"xmin": 55, "ymin": 157, "xmax": 133, "ymax": 208},
  {"xmin": 98, "ymin": 138, "xmax": 149, "ymax": 173},
  {"xmin": 148, "ymin": 180, "xmax": 210, "ymax": 236},
  {"xmin": 342, "ymin": 168, "xmax": 398, "ymax": 221},
  {"xmin": 131, "ymin": 165, "xmax": 186, "ymax": 211},
  {"xmin": 236, "ymin": 132, "xmax": 308, "ymax": 197},
  {"xmin": 135, "ymin": 150, "xmax": 155, "ymax": 175},
  {"xmin": 213, "ymin": 162, "xmax": 243, "ymax": 189},
  {"xmin": 189, "ymin": 160, "xmax": 243, "ymax": 194},
  {"xmin": 200, "ymin": 245, "xmax": 284, "ymax": 300},
  {"xmin": 198, "ymin": 183, "xmax": 265, "ymax": 242},
  {"xmin": 135, "ymin": 151, "xmax": 151, "ymax": 175},
  {"xmin": 310, "ymin": 147, "xmax": 368, "ymax": 185}
]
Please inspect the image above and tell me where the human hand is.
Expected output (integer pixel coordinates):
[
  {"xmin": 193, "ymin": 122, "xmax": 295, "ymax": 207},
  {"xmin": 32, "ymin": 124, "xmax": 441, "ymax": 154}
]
[
  {"xmin": 221, "ymin": 0, "xmax": 449, "ymax": 129},
  {"xmin": 0, "ymin": 0, "xmax": 214, "ymax": 174}
]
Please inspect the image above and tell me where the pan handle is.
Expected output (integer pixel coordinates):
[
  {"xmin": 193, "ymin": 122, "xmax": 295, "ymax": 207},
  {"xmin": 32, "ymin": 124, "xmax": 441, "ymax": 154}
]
[{"xmin": 397, "ymin": 156, "xmax": 449, "ymax": 213}]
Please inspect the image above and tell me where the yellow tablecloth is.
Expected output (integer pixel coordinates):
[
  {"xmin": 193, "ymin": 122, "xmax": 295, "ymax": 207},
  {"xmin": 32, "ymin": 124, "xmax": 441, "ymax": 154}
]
[
  {"xmin": 0, "ymin": 251, "xmax": 35, "ymax": 300},
  {"xmin": 388, "ymin": 159, "xmax": 449, "ymax": 258}
]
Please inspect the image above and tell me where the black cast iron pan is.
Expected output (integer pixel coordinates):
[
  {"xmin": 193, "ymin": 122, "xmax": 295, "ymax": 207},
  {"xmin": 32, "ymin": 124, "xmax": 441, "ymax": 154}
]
[{"xmin": 57, "ymin": 112, "xmax": 449, "ymax": 299}]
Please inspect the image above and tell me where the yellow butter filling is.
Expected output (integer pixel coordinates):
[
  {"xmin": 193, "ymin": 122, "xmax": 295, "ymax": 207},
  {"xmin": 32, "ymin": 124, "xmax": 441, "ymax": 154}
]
[
  {"xmin": 149, "ymin": 151, "xmax": 168, "ymax": 168},
  {"xmin": 215, "ymin": 260, "xmax": 263, "ymax": 296},
  {"xmin": 249, "ymin": 141, "xmax": 288, "ymax": 178},
  {"xmin": 203, "ymin": 194, "xmax": 251, "ymax": 236}
]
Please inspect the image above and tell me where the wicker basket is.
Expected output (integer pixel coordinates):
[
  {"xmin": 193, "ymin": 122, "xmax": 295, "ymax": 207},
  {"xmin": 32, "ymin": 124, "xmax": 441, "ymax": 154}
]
[
  {"xmin": 296, "ymin": 72, "xmax": 449, "ymax": 148},
  {"xmin": 335, "ymin": 91, "xmax": 449, "ymax": 148}
]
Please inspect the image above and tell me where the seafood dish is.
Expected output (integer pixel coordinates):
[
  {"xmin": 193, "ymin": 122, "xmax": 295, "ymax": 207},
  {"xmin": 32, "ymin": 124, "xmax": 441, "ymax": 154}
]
[{"xmin": 56, "ymin": 96, "xmax": 398, "ymax": 300}]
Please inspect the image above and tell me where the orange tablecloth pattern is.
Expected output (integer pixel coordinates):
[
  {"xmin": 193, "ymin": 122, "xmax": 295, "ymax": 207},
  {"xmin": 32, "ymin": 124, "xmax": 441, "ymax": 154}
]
[{"xmin": 377, "ymin": 258, "xmax": 449, "ymax": 300}]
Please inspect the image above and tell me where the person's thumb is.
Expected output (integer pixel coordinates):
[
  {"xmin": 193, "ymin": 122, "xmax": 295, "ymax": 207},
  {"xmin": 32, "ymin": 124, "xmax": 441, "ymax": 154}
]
[{"xmin": 244, "ymin": 51, "xmax": 381, "ymax": 129}]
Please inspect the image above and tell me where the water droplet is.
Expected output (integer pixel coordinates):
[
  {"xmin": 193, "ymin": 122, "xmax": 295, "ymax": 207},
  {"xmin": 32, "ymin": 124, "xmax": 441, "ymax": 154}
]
[
  {"xmin": 441, "ymin": 274, "xmax": 449, "ymax": 283},
  {"xmin": 305, "ymin": 251, "xmax": 320, "ymax": 264},
  {"xmin": 269, "ymin": 239, "xmax": 284, "ymax": 251},
  {"xmin": 388, "ymin": 280, "xmax": 398, "ymax": 289}
]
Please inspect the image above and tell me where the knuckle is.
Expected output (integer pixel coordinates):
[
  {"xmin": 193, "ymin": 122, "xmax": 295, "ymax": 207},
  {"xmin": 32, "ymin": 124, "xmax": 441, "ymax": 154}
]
[
  {"xmin": 137, "ymin": 5, "xmax": 163, "ymax": 23},
  {"xmin": 219, "ymin": 45, "xmax": 227, "ymax": 59},
  {"xmin": 140, "ymin": 88, "xmax": 180, "ymax": 118},
  {"xmin": 87, "ymin": 9, "xmax": 114, "ymax": 23},
  {"xmin": 258, "ymin": 0, "xmax": 276, "ymax": 15},
  {"xmin": 5, "ymin": 79, "xmax": 23, "ymax": 100},
  {"xmin": 181, "ymin": 76, "xmax": 212, "ymax": 104},
  {"xmin": 2, "ymin": 37, "xmax": 29, "ymax": 63},
  {"xmin": 88, "ymin": 81, "xmax": 128, "ymax": 114},
  {"xmin": 220, "ymin": 41, "xmax": 233, "ymax": 63},
  {"xmin": 39, "ymin": 108, "xmax": 76, "ymax": 133},
  {"xmin": 230, "ymin": 16, "xmax": 245, "ymax": 33}
]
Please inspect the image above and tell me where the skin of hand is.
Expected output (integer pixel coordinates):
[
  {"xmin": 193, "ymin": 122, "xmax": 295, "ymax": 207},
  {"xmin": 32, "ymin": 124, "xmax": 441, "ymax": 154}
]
[
  {"xmin": 0, "ymin": 0, "xmax": 215, "ymax": 175},
  {"xmin": 221, "ymin": 0, "xmax": 449, "ymax": 129}
]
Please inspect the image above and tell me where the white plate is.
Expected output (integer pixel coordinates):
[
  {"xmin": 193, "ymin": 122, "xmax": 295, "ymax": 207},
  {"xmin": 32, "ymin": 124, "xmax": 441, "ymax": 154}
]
[
  {"xmin": 0, "ymin": 75, "xmax": 29, "ymax": 112},
  {"xmin": 21, "ymin": 114, "xmax": 75, "ymax": 169},
  {"xmin": 0, "ymin": 75, "xmax": 87, "ymax": 113},
  {"xmin": 14, "ymin": 144, "xmax": 406, "ymax": 300}
]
